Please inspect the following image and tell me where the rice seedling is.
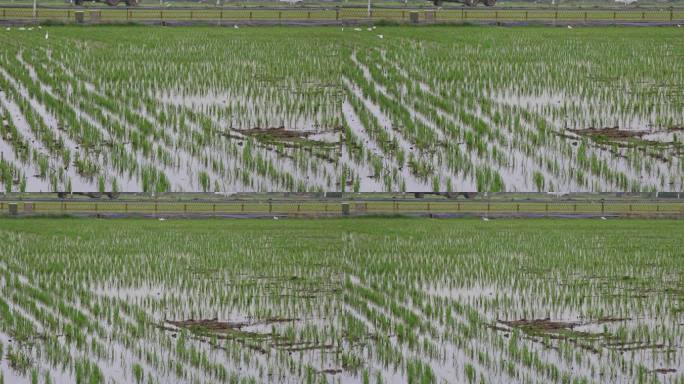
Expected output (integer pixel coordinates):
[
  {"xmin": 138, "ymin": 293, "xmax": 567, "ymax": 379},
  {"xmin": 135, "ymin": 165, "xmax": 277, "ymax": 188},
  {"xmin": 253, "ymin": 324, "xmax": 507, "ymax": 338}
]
[
  {"xmin": 0, "ymin": 218, "xmax": 681, "ymax": 383},
  {"xmin": 0, "ymin": 26, "xmax": 681, "ymax": 192}
]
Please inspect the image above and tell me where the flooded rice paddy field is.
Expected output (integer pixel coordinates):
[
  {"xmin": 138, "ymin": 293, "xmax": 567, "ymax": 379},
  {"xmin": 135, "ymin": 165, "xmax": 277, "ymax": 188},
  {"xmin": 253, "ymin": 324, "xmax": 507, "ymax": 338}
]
[
  {"xmin": 0, "ymin": 218, "xmax": 683, "ymax": 383},
  {"xmin": 0, "ymin": 26, "xmax": 683, "ymax": 192}
]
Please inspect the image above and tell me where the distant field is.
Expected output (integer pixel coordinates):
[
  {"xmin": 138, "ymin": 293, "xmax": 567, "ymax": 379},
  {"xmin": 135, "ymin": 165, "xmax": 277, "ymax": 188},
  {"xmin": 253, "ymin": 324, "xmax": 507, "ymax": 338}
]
[{"xmin": 0, "ymin": 218, "xmax": 682, "ymax": 383}]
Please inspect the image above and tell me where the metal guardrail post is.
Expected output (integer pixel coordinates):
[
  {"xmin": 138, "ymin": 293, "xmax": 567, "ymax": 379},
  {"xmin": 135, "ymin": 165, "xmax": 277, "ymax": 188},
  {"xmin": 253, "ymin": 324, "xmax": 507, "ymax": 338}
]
[{"xmin": 341, "ymin": 203, "xmax": 350, "ymax": 216}]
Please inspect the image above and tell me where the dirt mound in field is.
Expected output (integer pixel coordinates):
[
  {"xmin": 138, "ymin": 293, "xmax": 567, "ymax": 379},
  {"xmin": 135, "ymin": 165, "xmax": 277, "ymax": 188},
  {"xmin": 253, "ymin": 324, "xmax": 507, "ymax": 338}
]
[
  {"xmin": 166, "ymin": 316, "xmax": 299, "ymax": 331},
  {"xmin": 167, "ymin": 318, "xmax": 249, "ymax": 331},
  {"xmin": 569, "ymin": 127, "xmax": 649, "ymax": 139},
  {"xmin": 499, "ymin": 317, "xmax": 580, "ymax": 331},
  {"xmin": 241, "ymin": 126, "xmax": 315, "ymax": 139}
]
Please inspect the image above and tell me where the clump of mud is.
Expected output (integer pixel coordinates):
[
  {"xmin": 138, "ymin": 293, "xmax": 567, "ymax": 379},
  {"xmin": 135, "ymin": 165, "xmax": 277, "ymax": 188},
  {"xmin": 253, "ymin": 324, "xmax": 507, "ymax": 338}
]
[
  {"xmin": 569, "ymin": 127, "xmax": 649, "ymax": 139},
  {"xmin": 167, "ymin": 318, "xmax": 250, "ymax": 331},
  {"xmin": 163, "ymin": 316, "xmax": 368, "ymax": 360},
  {"xmin": 495, "ymin": 316, "xmax": 676, "ymax": 357},
  {"xmin": 166, "ymin": 316, "xmax": 299, "ymax": 332},
  {"xmin": 498, "ymin": 317, "xmax": 580, "ymax": 332},
  {"xmin": 240, "ymin": 126, "xmax": 318, "ymax": 140}
]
